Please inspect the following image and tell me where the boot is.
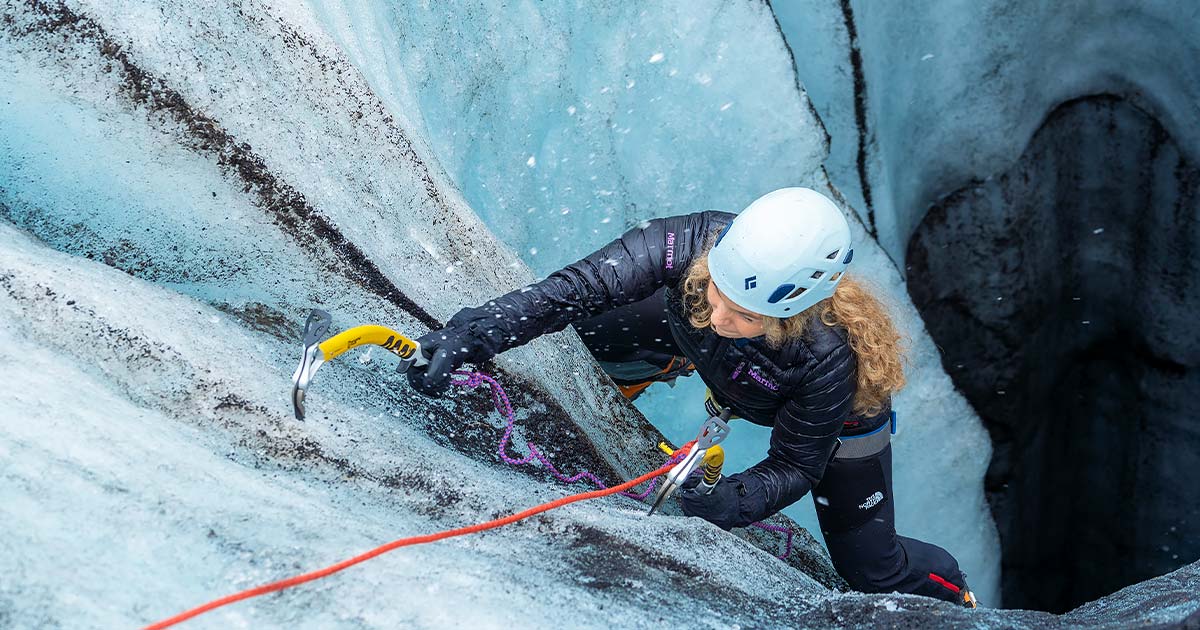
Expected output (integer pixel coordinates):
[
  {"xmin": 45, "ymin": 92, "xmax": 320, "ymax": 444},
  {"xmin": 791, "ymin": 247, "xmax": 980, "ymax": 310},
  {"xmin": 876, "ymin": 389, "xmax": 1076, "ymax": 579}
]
[{"xmin": 960, "ymin": 572, "xmax": 979, "ymax": 609}]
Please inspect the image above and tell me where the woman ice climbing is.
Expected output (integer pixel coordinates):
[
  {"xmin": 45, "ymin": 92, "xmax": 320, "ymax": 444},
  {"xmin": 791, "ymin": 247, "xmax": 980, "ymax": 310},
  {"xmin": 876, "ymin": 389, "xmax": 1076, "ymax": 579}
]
[{"xmin": 407, "ymin": 187, "xmax": 977, "ymax": 607}]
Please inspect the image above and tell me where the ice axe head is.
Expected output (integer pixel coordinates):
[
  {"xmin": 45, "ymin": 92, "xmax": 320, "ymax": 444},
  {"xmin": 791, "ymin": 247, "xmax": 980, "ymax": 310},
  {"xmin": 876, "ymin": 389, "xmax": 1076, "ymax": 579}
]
[{"xmin": 291, "ymin": 309, "xmax": 332, "ymax": 420}]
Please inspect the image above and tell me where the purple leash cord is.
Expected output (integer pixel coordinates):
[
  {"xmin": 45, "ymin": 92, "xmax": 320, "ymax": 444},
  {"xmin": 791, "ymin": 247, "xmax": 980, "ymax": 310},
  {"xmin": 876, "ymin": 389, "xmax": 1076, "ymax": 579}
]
[{"xmin": 451, "ymin": 370, "xmax": 795, "ymax": 559}]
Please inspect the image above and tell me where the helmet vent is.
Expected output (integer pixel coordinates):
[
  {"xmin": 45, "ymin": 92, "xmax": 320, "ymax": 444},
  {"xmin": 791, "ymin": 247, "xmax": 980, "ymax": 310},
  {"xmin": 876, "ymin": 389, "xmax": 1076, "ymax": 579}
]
[
  {"xmin": 785, "ymin": 286, "xmax": 807, "ymax": 300},
  {"xmin": 811, "ymin": 270, "xmax": 824, "ymax": 280},
  {"xmin": 767, "ymin": 284, "xmax": 796, "ymax": 304},
  {"xmin": 825, "ymin": 249, "xmax": 840, "ymax": 260},
  {"xmin": 829, "ymin": 271, "xmax": 842, "ymax": 283}
]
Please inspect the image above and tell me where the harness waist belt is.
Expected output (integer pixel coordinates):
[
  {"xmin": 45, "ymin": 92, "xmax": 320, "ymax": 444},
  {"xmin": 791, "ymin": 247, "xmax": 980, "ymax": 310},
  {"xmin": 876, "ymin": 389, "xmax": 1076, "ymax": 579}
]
[{"xmin": 833, "ymin": 410, "xmax": 897, "ymax": 460}]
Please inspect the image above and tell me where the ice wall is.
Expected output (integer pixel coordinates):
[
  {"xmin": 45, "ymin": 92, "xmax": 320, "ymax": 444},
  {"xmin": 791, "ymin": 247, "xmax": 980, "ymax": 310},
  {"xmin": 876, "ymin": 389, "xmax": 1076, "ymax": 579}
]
[
  {"xmin": 781, "ymin": 0, "xmax": 1200, "ymax": 265},
  {"xmin": 0, "ymin": 0, "xmax": 857, "ymax": 625},
  {"xmin": 0, "ymin": 0, "xmax": 670, "ymax": 484},
  {"xmin": 0, "ymin": 196, "xmax": 1192, "ymax": 629},
  {"xmin": 303, "ymin": 0, "xmax": 1001, "ymax": 604},
  {"xmin": 5, "ymin": 0, "xmax": 1197, "ymax": 625},
  {"xmin": 303, "ymin": 1, "xmax": 829, "ymax": 277},
  {"xmin": 0, "ymin": 221, "xmax": 835, "ymax": 628},
  {"xmin": 778, "ymin": 0, "xmax": 1200, "ymax": 611},
  {"xmin": 908, "ymin": 95, "xmax": 1200, "ymax": 612}
]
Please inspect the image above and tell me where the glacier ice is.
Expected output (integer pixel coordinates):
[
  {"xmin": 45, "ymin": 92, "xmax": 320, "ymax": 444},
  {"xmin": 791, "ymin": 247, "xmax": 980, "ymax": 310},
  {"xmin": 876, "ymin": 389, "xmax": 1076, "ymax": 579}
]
[
  {"xmin": 779, "ymin": 1, "xmax": 1200, "ymax": 264},
  {"xmin": 302, "ymin": 0, "xmax": 828, "ymax": 277},
  {"xmin": 0, "ymin": 222, "xmax": 834, "ymax": 628},
  {"xmin": 1, "ymin": 0, "xmax": 1198, "ymax": 627},
  {"xmin": 778, "ymin": 1, "xmax": 1200, "ymax": 611}
]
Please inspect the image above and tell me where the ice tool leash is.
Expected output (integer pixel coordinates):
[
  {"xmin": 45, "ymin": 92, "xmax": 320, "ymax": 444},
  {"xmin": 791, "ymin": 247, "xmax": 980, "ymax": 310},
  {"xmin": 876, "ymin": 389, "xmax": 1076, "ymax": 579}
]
[{"xmin": 144, "ymin": 310, "xmax": 794, "ymax": 628}]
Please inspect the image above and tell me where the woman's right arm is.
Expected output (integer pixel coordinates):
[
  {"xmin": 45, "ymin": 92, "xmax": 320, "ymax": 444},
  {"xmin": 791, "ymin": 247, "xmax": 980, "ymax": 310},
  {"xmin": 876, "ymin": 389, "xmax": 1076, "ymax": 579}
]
[{"xmin": 408, "ymin": 210, "xmax": 728, "ymax": 394}]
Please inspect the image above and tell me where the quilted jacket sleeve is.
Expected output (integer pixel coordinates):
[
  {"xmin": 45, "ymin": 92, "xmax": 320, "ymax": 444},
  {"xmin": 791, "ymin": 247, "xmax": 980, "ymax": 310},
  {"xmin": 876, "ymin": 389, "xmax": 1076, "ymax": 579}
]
[{"xmin": 443, "ymin": 211, "xmax": 729, "ymax": 358}]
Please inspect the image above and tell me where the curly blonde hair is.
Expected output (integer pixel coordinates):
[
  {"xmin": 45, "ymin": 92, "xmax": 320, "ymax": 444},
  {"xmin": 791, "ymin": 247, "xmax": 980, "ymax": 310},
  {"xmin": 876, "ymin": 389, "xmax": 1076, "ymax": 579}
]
[{"xmin": 682, "ymin": 236, "xmax": 907, "ymax": 418}]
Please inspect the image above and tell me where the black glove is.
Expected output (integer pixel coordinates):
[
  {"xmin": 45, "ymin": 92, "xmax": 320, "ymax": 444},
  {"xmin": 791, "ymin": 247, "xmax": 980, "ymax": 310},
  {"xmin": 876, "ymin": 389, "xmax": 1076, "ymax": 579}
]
[
  {"xmin": 406, "ymin": 327, "xmax": 471, "ymax": 397},
  {"xmin": 678, "ymin": 472, "xmax": 767, "ymax": 531},
  {"xmin": 407, "ymin": 306, "xmax": 507, "ymax": 397}
]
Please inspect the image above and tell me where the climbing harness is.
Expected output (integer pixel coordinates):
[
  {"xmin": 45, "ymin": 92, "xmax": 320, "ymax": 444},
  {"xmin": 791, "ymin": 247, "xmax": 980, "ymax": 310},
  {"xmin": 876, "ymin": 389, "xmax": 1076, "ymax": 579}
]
[
  {"xmin": 144, "ymin": 311, "xmax": 798, "ymax": 628},
  {"xmin": 831, "ymin": 410, "xmax": 898, "ymax": 460}
]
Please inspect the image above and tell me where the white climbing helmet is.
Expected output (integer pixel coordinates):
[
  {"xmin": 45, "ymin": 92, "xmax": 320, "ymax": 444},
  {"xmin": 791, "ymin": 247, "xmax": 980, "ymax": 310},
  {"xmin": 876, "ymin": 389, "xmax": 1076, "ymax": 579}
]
[{"xmin": 708, "ymin": 187, "xmax": 854, "ymax": 318}]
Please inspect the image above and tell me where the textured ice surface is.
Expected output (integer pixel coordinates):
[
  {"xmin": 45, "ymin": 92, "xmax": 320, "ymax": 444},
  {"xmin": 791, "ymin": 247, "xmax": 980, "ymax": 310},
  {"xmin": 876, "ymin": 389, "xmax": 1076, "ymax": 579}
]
[
  {"xmin": 0, "ymin": 2, "xmax": 830, "ymax": 626},
  {"xmin": 0, "ymin": 223, "xmax": 832, "ymax": 628},
  {"xmin": 780, "ymin": 0, "xmax": 1200, "ymax": 262},
  {"xmin": 303, "ymin": 1, "xmax": 828, "ymax": 277},
  {"xmin": 1, "ymin": 231, "xmax": 1194, "ymax": 628},
  {"xmin": 0, "ymin": 0, "xmax": 667, "ymax": 486},
  {"xmin": 778, "ymin": 1, "xmax": 1200, "ymax": 610},
  {"xmin": 3, "ymin": 0, "xmax": 1196, "ymax": 627}
]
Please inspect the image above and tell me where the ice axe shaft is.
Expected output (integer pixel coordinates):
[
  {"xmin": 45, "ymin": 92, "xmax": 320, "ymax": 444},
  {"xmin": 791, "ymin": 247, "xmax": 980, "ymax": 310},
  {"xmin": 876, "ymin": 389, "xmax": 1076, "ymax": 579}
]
[{"xmin": 696, "ymin": 445, "xmax": 725, "ymax": 494}]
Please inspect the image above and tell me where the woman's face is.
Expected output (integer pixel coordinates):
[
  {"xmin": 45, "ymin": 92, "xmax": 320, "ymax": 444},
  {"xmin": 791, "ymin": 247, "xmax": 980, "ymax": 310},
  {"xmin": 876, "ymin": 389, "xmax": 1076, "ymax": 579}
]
[{"xmin": 706, "ymin": 281, "xmax": 766, "ymax": 339}]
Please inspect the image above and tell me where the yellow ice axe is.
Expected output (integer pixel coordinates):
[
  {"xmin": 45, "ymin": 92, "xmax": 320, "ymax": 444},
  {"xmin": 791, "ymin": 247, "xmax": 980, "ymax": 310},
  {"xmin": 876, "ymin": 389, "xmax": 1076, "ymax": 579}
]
[
  {"xmin": 290, "ymin": 309, "xmax": 429, "ymax": 420},
  {"xmin": 647, "ymin": 411, "xmax": 732, "ymax": 515},
  {"xmin": 657, "ymin": 442, "xmax": 726, "ymax": 493}
]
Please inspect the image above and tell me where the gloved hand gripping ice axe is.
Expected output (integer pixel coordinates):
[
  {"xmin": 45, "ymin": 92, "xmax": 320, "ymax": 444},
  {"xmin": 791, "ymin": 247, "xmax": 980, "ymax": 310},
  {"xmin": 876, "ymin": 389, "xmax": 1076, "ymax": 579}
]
[
  {"xmin": 291, "ymin": 309, "xmax": 429, "ymax": 420},
  {"xmin": 647, "ymin": 410, "xmax": 732, "ymax": 516}
]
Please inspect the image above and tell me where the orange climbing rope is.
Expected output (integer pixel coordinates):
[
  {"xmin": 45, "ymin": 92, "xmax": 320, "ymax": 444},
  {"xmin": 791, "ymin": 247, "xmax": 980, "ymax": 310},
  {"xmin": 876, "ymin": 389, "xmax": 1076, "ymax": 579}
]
[{"xmin": 142, "ymin": 453, "xmax": 687, "ymax": 630}]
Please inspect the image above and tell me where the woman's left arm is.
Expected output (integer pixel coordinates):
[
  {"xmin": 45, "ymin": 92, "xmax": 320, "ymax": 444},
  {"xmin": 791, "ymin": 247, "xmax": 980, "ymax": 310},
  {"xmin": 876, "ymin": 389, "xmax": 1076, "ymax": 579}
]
[{"xmin": 688, "ymin": 342, "xmax": 857, "ymax": 529}]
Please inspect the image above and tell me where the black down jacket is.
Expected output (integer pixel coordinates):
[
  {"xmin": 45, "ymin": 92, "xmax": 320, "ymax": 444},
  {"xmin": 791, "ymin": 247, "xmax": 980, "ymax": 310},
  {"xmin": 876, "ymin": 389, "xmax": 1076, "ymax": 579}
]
[{"xmin": 444, "ymin": 210, "xmax": 883, "ymax": 525}]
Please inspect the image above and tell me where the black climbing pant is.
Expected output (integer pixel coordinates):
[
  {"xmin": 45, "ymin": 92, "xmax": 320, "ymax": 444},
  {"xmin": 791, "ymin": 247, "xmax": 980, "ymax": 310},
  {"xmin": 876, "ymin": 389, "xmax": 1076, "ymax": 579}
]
[
  {"xmin": 575, "ymin": 290, "xmax": 969, "ymax": 605},
  {"xmin": 814, "ymin": 443, "xmax": 968, "ymax": 603}
]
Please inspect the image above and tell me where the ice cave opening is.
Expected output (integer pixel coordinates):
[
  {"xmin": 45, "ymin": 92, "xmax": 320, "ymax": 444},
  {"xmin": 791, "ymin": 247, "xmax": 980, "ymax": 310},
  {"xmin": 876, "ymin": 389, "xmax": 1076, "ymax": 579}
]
[{"xmin": 904, "ymin": 94, "xmax": 1200, "ymax": 613}]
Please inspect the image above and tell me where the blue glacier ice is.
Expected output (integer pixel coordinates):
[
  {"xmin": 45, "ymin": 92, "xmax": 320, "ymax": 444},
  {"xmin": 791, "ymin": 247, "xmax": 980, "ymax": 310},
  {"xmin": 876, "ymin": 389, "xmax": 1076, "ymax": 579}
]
[
  {"xmin": 2, "ymin": 1, "xmax": 1199, "ymax": 628},
  {"xmin": 303, "ymin": 1, "xmax": 828, "ymax": 275},
  {"xmin": 777, "ymin": 1, "xmax": 1200, "ymax": 262}
]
